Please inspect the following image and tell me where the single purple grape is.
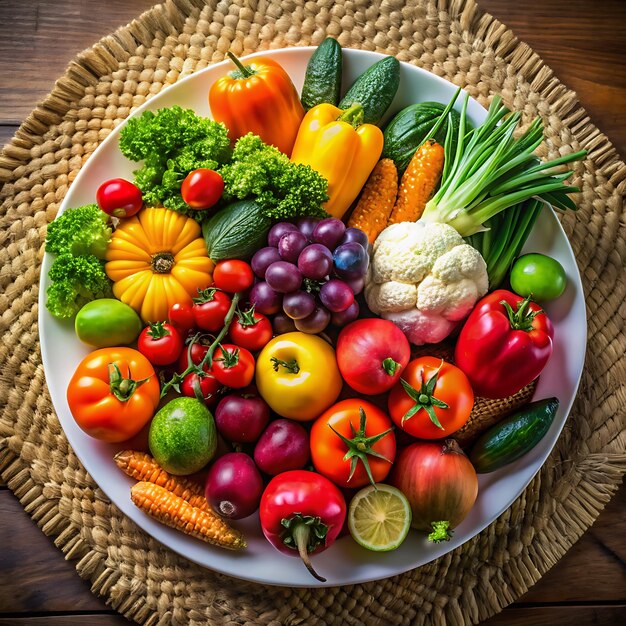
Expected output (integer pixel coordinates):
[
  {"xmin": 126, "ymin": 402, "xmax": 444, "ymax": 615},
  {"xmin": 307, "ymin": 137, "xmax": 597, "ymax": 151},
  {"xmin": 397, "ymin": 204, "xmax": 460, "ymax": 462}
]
[
  {"xmin": 319, "ymin": 279, "xmax": 355, "ymax": 313},
  {"xmin": 249, "ymin": 281, "xmax": 282, "ymax": 315},
  {"xmin": 343, "ymin": 275, "xmax": 365, "ymax": 295},
  {"xmin": 294, "ymin": 305, "xmax": 331, "ymax": 334},
  {"xmin": 341, "ymin": 227, "xmax": 370, "ymax": 248},
  {"xmin": 296, "ymin": 217, "xmax": 320, "ymax": 241},
  {"xmin": 251, "ymin": 246, "xmax": 282, "ymax": 279},
  {"xmin": 312, "ymin": 217, "xmax": 346, "ymax": 250},
  {"xmin": 282, "ymin": 290, "xmax": 316, "ymax": 320},
  {"xmin": 297, "ymin": 244, "xmax": 333, "ymax": 280},
  {"xmin": 278, "ymin": 230, "xmax": 308, "ymax": 263},
  {"xmin": 268, "ymin": 222, "xmax": 298, "ymax": 247},
  {"xmin": 330, "ymin": 300, "xmax": 360, "ymax": 327},
  {"xmin": 273, "ymin": 312, "xmax": 297, "ymax": 335},
  {"xmin": 333, "ymin": 242, "xmax": 369, "ymax": 280},
  {"xmin": 265, "ymin": 261, "xmax": 303, "ymax": 294}
]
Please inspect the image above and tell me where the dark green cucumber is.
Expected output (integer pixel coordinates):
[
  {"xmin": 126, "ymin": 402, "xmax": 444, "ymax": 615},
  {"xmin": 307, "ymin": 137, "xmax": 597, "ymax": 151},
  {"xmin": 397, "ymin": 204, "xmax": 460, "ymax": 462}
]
[
  {"xmin": 301, "ymin": 38, "xmax": 343, "ymax": 110},
  {"xmin": 202, "ymin": 200, "xmax": 271, "ymax": 261},
  {"xmin": 338, "ymin": 56, "xmax": 400, "ymax": 125},
  {"xmin": 470, "ymin": 397, "xmax": 559, "ymax": 473},
  {"xmin": 382, "ymin": 102, "xmax": 461, "ymax": 174}
]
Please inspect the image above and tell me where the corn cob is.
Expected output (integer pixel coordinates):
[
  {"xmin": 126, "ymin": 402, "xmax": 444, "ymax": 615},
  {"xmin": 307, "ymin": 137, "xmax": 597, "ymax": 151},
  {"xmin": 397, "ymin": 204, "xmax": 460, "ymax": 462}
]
[
  {"xmin": 388, "ymin": 139, "xmax": 444, "ymax": 224},
  {"xmin": 131, "ymin": 481, "xmax": 246, "ymax": 550},
  {"xmin": 347, "ymin": 158, "xmax": 398, "ymax": 243},
  {"xmin": 114, "ymin": 450, "xmax": 209, "ymax": 510}
]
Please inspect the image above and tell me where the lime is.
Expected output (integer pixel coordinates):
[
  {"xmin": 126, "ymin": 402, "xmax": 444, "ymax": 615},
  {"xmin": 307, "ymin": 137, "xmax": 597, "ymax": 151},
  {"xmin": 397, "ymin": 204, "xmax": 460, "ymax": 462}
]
[
  {"xmin": 149, "ymin": 397, "xmax": 217, "ymax": 476},
  {"xmin": 348, "ymin": 484, "xmax": 412, "ymax": 551}
]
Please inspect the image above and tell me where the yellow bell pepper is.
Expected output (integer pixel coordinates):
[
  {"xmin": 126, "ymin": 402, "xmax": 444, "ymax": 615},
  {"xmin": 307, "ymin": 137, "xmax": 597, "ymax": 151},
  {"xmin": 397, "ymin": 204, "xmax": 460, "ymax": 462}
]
[
  {"xmin": 290, "ymin": 103, "xmax": 384, "ymax": 219},
  {"xmin": 104, "ymin": 207, "xmax": 214, "ymax": 323},
  {"xmin": 255, "ymin": 332, "xmax": 343, "ymax": 421}
]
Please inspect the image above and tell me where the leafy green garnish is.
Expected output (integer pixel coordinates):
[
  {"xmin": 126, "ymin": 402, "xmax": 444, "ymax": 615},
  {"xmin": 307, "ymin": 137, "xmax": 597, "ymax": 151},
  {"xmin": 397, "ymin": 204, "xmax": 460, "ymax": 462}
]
[{"xmin": 219, "ymin": 134, "xmax": 329, "ymax": 220}]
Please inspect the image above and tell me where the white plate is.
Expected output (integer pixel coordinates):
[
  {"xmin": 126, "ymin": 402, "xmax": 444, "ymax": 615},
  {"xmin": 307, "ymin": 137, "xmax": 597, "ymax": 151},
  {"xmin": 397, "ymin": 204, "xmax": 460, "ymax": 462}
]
[{"xmin": 39, "ymin": 47, "xmax": 586, "ymax": 587}]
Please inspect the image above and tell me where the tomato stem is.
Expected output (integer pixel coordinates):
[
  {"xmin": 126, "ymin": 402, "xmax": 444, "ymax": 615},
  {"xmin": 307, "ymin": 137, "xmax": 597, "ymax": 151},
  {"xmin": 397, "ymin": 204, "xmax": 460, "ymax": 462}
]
[
  {"xmin": 159, "ymin": 292, "xmax": 241, "ymax": 399},
  {"xmin": 382, "ymin": 357, "xmax": 400, "ymax": 377},
  {"xmin": 271, "ymin": 358, "xmax": 300, "ymax": 374},
  {"xmin": 108, "ymin": 363, "xmax": 151, "ymax": 402},
  {"xmin": 150, "ymin": 252, "xmax": 175, "ymax": 274},
  {"xmin": 399, "ymin": 362, "xmax": 449, "ymax": 430}
]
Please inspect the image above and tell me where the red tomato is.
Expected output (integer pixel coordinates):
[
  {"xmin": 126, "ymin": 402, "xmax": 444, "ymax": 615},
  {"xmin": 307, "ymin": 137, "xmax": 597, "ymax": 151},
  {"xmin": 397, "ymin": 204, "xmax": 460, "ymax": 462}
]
[
  {"xmin": 212, "ymin": 343, "xmax": 255, "ymax": 389},
  {"xmin": 388, "ymin": 357, "xmax": 474, "ymax": 439},
  {"xmin": 96, "ymin": 178, "xmax": 143, "ymax": 218},
  {"xmin": 181, "ymin": 371, "xmax": 222, "ymax": 405},
  {"xmin": 310, "ymin": 399, "xmax": 396, "ymax": 489},
  {"xmin": 229, "ymin": 307, "xmax": 273, "ymax": 351},
  {"xmin": 213, "ymin": 260, "xmax": 255, "ymax": 293},
  {"xmin": 177, "ymin": 341, "xmax": 210, "ymax": 373},
  {"xmin": 181, "ymin": 168, "xmax": 224, "ymax": 210},
  {"xmin": 168, "ymin": 302, "xmax": 196, "ymax": 334},
  {"xmin": 193, "ymin": 289, "xmax": 232, "ymax": 332},
  {"xmin": 336, "ymin": 318, "xmax": 410, "ymax": 395},
  {"xmin": 137, "ymin": 322, "xmax": 184, "ymax": 366}
]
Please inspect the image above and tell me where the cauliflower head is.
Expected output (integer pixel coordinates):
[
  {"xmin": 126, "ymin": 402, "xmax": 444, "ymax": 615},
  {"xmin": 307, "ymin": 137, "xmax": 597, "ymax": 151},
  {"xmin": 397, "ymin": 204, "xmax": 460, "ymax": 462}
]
[{"xmin": 364, "ymin": 221, "xmax": 488, "ymax": 345}]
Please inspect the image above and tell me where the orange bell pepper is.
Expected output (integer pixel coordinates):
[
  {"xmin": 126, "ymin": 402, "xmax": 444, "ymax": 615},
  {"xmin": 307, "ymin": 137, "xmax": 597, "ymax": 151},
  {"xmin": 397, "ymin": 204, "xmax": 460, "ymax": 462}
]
[
  {"xmin": 290, "ymin": 103, "xmax": 384, "ymax": 219},
  {"xmin": 209, "ymin": 53, "xmax": 305, "ymax": 157}
]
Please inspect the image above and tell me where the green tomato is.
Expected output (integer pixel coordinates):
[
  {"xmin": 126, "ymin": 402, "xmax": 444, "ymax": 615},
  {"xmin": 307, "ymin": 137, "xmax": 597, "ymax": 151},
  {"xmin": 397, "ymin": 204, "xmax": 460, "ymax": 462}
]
[
  {"xmin": 75, "ymin": 298, "xmax": 142, "ymax": 347},
  {"xmin": 510, "ymin": 253, "xmax": 567, "ymax": 301}
]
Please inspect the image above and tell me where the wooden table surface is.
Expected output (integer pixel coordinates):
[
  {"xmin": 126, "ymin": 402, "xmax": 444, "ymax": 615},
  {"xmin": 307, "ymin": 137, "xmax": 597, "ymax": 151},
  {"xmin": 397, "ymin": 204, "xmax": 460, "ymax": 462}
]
[{"xmin": 1, "ymin": 1, "xmax": 624, "ymax": 624}]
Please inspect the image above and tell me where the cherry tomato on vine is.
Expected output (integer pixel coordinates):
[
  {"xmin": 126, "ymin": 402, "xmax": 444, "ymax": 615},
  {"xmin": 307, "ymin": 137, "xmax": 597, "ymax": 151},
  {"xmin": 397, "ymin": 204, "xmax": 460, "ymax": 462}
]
[
  {"xmin": 229, "ymin": 307, "xmax": 273, "ymax": 351},
  {"xmin": 310, "ymin": 399, "xmax": 396, "ymax": 489},
  {"xmin": 177, "ymin": 341, "xmax": 210, "ymax": 373},
  {"xmin": 181, "ymin": 168, "xmax": 224, "ymax": 210},
  {"xmin": 192, "ymin": 288, "xmax": 232, "ymax": 332},
  {"xmin": 212, "ymin": 344, "xmax": 255, "ymax": 388},
  {"xmin": 213, "ymin": 260, "xmax": 255, "ymax": 293},
  {"xmin": 180, "ymin": 371, "xmax": 222, "ymax": 405},
  {"xmin": 96, "ymin": 178, "xmax": 143, "ymax": 218},
  {"xmin": 168, "ymin": 302, "xmax": 196, "ymax": 334},
  {"xmin": 387, "ymin": 357, "xmax": 474, "ymax": 439},
  {"xmin": 137, "ymin": 322, "xmax": 184, "ymax": 366}
]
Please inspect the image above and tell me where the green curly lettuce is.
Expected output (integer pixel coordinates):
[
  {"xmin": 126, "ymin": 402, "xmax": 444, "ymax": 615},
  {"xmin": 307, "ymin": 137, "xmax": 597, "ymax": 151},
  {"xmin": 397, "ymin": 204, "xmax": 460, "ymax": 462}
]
[
  {"xmin": 46, "ymin": 254, "xmax": 112, "ymax": 319},
  {"xmin": 119, "ymin": 106, "xmax": 231, "ymax": 215},
  {"xmin": 45, "ymin": 204, "xmax": 112, "ymax": 259},
  {"xmin": 220, "ymin": 134, "xmax": 329, "ymax": 220}
]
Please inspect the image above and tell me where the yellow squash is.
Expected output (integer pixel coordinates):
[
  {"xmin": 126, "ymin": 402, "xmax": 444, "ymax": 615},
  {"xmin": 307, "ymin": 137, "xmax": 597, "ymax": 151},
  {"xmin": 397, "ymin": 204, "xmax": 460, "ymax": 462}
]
[
  {"xmin": 105, "ymin": 207, "xmax": 214, "ymax": 322},
  {"xmin": 290, "ymin": 103, "xmax": 384, "ymax": 219}
]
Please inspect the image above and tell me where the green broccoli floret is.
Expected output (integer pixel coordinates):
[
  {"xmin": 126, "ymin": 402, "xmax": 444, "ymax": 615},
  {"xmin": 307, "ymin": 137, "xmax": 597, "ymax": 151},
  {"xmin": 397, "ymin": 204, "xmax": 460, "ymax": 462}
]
[
  {"xmin": 220, "ymin": 134, "xmax": 329, "ymax": 221},
  {"xmin": 119, "ymin": 106, "xmax": 231, "ymax": 216},
  {"xmin": 45, "ymin": 204, "xmax": 112, "ymax": 259},
  {"xmin": 46, "ymin": 254, "xmax": 113, "ymax": 319}
]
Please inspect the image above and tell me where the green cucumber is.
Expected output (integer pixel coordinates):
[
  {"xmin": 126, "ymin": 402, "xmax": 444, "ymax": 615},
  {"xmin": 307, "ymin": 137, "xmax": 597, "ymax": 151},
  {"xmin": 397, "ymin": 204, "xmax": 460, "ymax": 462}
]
[
  {"xmin": 301, "ymin": 38, "xmax": 343, "ymax": 110},
  {"xmin": 202, "ymin": 200, "xmax": 271, "ymax": 261},
  {"xmin": 382, "ymin": 102, "xmax": 461, "ymax": 174},
  {"xmin": 470, "ymin": 397, "xmax": 559, "ymax": 473},
  {"xmin": 338, "ymin": 56, "xmax": 400, "ymax": 125}
]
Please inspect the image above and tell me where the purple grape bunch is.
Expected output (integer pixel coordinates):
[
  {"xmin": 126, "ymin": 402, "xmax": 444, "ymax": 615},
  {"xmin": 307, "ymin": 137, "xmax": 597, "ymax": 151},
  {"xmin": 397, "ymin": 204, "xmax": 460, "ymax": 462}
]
[{"xmin": 249, "ymin": 217, "xmax": 370, "ymax": 334}]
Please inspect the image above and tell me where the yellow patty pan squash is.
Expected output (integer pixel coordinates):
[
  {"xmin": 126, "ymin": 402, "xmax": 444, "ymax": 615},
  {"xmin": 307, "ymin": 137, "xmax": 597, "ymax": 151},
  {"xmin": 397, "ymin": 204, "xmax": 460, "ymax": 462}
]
[{"xmin": 105, "ymin": 207, "xmax": 214, "ymax": 322}]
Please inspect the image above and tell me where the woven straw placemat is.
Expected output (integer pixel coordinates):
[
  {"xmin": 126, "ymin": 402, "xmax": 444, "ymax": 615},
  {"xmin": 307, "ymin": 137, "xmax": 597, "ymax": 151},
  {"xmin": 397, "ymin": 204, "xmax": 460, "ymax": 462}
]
[{"xmin": 1, "ymin": 0, "xmax": 625, "ymax": 624}]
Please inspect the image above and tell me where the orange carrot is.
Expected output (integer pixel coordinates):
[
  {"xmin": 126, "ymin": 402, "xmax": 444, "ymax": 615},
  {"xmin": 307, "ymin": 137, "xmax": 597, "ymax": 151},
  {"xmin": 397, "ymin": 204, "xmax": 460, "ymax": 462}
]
[
  {"xmin": 114, "ymin": 450, "xmax": 208, "ymax": 509},
  {"xmin": 130, "ymin": 481, "xmax": 246, "ymax": 550},
  {"xmin": 388, "ymin": 139, "xmax": 444, "ymax": 224},
  {"xmin": 347, "ymin": 158, "xmax": 398, "ymax": 243}
]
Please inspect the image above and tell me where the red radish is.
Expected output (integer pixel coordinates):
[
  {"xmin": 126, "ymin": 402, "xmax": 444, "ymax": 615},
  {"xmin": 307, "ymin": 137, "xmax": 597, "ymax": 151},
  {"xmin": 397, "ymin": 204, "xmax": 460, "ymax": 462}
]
[
  {"xmin": 215, "ymin": 393, "xmax": 270, "ymax": 443},
  {"xmin": 254, "ymin": 419, "xmax": 310, "ymax": 475},
  {"xmin": 336, "ymin": 318, "xmax": 410, "ymax": 395},
  {"xmin": 389, "ymin": 439, "xmax": 478, "ymax": 542},
  {"xmin": 205, "ymin": 453, "xmax": 263, "ymax": 519}
]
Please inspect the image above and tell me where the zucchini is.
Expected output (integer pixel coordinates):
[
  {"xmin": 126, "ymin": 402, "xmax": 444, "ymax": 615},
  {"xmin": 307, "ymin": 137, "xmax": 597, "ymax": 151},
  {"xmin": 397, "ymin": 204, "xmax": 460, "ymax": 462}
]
[
  {"xmin": 382, "ymin": 102, "xmax": 461, "ymax": 174},
  {"xmin": 338, "ymin": 56, "xmax": 400, "ymax": 125},
  {"xmin": 202, "ymin": 200, "xmax": 271, "ymax": 261},
  {"xmin": 470, "ymin": 397, "xmax": 559, "ymax": 473},
  {"xmin": 301, "ymin": 38, "xmax": 343, "ymax": 110}
]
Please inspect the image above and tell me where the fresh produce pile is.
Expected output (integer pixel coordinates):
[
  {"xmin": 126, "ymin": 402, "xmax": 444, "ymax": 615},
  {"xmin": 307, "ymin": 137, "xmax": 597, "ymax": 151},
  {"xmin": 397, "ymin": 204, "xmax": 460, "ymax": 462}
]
[{"xmin": 45, "ymin": 40, "xmax": 585, "ymax": 582}]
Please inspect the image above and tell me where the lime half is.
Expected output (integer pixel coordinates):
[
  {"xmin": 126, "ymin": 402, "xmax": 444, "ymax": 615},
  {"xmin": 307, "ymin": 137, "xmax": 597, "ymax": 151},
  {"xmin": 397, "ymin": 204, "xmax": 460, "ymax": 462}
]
[{"xmin": 348, "ymin": 484, "xmax": 412, "ymax": 552}]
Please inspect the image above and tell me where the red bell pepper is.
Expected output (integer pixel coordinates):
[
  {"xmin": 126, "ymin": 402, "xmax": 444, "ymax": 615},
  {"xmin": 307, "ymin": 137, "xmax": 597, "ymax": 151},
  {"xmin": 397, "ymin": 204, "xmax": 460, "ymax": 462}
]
[
  {"xmin": 454, "ymin": 289, "xmax": 554, "ymax": 399},
  {"xmin": 259, "ymin": 470, "xmax": 346, "ymax": 582}
]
